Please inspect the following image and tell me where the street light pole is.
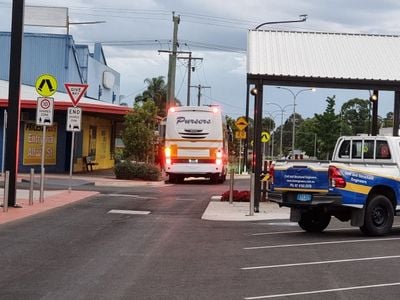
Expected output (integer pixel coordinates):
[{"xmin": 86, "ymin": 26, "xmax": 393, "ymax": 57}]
[
  {"xmin": 266, "ymin": 102, "xmax": 294, "ymax": 157},
  {"xmin": 264, "ymin": 111, "xmax": 281, "ymax": 159},
  {"xmin": 276, "ymin": 87, "xmax": 316, "ymax": 155}
]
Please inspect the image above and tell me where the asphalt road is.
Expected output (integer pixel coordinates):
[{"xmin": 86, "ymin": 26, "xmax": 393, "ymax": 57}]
[{"xmin": 1, "ymin": 179, "xmax": 400, "ymax": 299}]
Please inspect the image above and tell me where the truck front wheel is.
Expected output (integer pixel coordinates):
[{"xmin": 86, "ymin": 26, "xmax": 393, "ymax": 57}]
[
  {"xmin": 298, "ymin": 210, "xmax": 331, "ymax": 233},
  {"xmin": 360, "ymin": 195, "xmax": 394, "ymax": 236}
]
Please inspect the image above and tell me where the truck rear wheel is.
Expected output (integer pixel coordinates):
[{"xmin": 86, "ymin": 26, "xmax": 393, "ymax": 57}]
[
  {"xmin": 360, "ymin": 195, "xmax": 394, "ymax": 236},
  {"xmin": 298, "ymin": 210, "xmax": 331, "ymax": 233}
]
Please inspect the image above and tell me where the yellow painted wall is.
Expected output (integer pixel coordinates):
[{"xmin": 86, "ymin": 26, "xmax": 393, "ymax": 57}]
[{"xmin": 74, "ymin": 115, "xmax": 115, "ymax": 171}]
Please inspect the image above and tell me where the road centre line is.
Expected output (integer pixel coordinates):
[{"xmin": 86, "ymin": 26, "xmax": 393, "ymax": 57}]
[
  {"xmin": 244, "ymin": 282, "xmax": 400, "ymax": 299},
  {"xmin": 241, "ymin": 255, "xmax": 400, "ymax": 270},
  {"xmin": 244, "ymin": 237, "xmax": 400, "ymax": 250}
]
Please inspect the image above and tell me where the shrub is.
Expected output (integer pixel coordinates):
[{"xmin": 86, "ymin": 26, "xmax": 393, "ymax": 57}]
[
  {"xmin": 221, "ymin": 190, "xmax": 250, "ymax": 202},
  {"xmin": 114, "ymin": 161, "xmax": 161, "ymax": 181}
]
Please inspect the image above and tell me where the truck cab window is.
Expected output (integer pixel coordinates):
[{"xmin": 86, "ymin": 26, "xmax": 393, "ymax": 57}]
[
  {"xmin": 351, "ymin": 140, "xmax": 362, "ymax": 159},
  {"xmin": 363, "ymin": 140, "xmax": 374, "ymax": 159},
  {"xmin": 376, "ymin": 141, "xmax": 391, "ymax": 159},
  {"xmin": 338, "ymin": 140, "xmax": 350, "ymax": 158}
]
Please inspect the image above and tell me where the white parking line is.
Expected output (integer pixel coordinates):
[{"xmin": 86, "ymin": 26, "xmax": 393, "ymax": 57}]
[
  {"xmin": 251, "ymin": 227, "xmax": 355, "ymax": 236},
  {"xmin": 244, "ymin": 237, "xmax": 400, "ymax": 250},
  {"xmin": 252, "ymin": 225, "xmax": 400, "ymax": 236},
  {"xmin": 241, "ymin": 255, "xmax": 400, "ymax": 270},
  {"xmin": 244, "ymin": 282, "xmax": 400, "ymax": 299},
  {"xmin": 103, "ymin": 194, "xmax": 157, "ymax": 200},
  {"xmin": 108, "ymin": 210, "xmax": 151, "ymax": 215}
]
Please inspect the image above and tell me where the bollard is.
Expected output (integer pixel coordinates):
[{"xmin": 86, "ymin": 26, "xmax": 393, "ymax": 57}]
[
  {"xmin": 229, "ymin": 169, "xmax": 234, "ymax": 204},
  {"xmin": 249, "ymin": 173, "xmax": 255, "ymax": 216},
  {"xmin": 29, "ymin": 168, "xmax": 34, "ymax": 205},
  {"xmin": 3, "ymin": 171, "xmax": 9, "ymax": 212}
]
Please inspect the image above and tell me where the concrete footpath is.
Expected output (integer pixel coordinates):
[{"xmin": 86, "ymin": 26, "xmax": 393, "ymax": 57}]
[{"xmin": 0, "ymin": 171, "xmax": 289, "ymax": 225}]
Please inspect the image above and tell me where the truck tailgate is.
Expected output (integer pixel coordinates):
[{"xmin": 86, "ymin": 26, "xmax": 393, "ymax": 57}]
[{"xmin": 273, "ymin": 163, "xmax": 329, "ymax": 192}]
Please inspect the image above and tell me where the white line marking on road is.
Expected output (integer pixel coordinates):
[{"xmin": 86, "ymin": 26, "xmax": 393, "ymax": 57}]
[
  {"xmin": 108, "ymin": 210, "xmax": 151, "ymax": 215},
  {"xmin": 241, "ymin": 255, "xmax": 400, "ymax": 270},
  {"xmin": 251, "ymin": 225, "xmax": 400, "ymax": 236},
  {"xmin": 244, "ymin": 282, "xmax": 400, "ymax": 299},
  {"xmin": 176, "ymin": 198, "xmax": 197, "ymax": 201},
  {"xmin": 103, "ymin": 194, "xmax": 157, "ymax": 199},
  {"xmin": 258, "ymin": 222, "xmax": 298, "ymax": 226},
  {"xmin": 244, "ymin": 237, "xmax": 400, "ymax": 250},
  {"xmin": 252, "ymin": 227, "xmax": 355, "ymax": 236}
]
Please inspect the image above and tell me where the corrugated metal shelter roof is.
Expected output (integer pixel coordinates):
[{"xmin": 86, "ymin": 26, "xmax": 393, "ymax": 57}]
[{"xmin": 247, "ymin": 30, "xmax": 400, "ymax": 90}]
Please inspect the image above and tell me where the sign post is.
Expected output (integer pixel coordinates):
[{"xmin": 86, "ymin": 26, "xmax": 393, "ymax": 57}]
[
  {"xmin": 66, "ymin": 107, "xmax": 82, "ymax": 192},
  {"xmin": 64, "ymin": 83, "xmax": 87, "ymax": 191},
  {"xmin": 235, "ymin": 117, "xmax": 248, "ymax": 174},
  {"xmin": 36, "ymin": 97, "xmax": 54, "ymax": 203},
  {"xmin": 261, "ymin": 131, "xmax": 270, "ymax": 163}
]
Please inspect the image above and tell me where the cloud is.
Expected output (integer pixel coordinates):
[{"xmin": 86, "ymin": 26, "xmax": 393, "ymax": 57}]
[{"xmin": 1, "ymin": 0, "xmax": 400, "ymax": 118}]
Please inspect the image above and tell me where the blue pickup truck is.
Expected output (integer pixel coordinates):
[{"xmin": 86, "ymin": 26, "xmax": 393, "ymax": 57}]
[{"xmin": 269, "ymin": 135, "xmax": 400, "ymax": 236}]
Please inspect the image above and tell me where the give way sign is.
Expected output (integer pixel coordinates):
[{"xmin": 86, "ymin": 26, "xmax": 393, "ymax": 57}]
[{"xmin": 65, "ymin": 83, "xmax": 88, "ymax": 106}]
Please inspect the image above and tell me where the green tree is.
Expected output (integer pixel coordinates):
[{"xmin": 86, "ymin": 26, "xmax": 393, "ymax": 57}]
[
  {"xmin": 122, "ymin": 100, "xmax": 159, "ymax": 162},
  {"xmin": 383, "ymin": 112, "xmax": 394, "ymax": 128},
  {"xmin": 135, "ymin": 76, "xmax": 167, "ymax": 117},
  {"xmin": 296, "ymin": 118, "xmax": 318, "ymax": 157},
  {"xmin": 340, "ymin": 98, "xmax": 370, "ymax": 135},
  {"xmin": 314, "ymin": 96, "xmax": 341, "ymax": 159}
]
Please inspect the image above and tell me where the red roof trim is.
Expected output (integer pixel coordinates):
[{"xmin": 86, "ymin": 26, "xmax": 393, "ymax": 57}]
[{"xmin": 0, "ymin": 99, "xmax": 131, "ymax": 115}]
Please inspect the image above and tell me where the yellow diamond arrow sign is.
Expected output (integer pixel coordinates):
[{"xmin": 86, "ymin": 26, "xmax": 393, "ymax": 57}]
[
  {"xmin": 235, "ymin": 117, "xmax": 248, "ymax": 131},
  {"xmin": 261, "ymin": 131, "xmax": 270, "ymax": 143}
]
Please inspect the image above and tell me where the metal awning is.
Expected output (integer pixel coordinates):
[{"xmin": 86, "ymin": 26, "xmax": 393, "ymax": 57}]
[
  {"xmin": 246, "ymin": 30, "xmax": 400, "ymax": 211},
  {"xmin": 247, "ymin": 30, "xmax": 400, "ymax": 90}
]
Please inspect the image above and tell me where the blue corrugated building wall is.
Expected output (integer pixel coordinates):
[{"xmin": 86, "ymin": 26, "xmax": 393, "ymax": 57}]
[
  {"xmin": 0, "ymin": 31, "xmax": 124, "ymax": 173},
  {"xmin": 0, "ymin": 31, "xmax": 120, "ymax": 103}
]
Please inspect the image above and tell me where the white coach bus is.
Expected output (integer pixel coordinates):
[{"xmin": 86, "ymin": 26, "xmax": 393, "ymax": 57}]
[{"xmin": 164, "ymin": 105, "xmax": 229, "ymax": 183}]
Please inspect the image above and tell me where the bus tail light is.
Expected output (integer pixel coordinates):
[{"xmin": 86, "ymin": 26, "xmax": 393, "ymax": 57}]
[
  {"xmin": 216, "ymin": 149, "xmax": 222, "ymax": 165},
  {"xmin": 329, "ymin": 166, "xmax": 346, "ymax": 188},
  {"xmin": 165, "ymin": 147, "xmax": 171, "ymax": 165}
]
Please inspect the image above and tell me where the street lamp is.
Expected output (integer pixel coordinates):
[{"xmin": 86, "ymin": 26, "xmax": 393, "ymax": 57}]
[
  {"xmin": 276, "ymin": 87, "xmax": 316, "ymax": 155},
  {"xmin": 266, "ymin": 102, "xmax": 294, "ymax": 157},
  {"xmin": 255, "ymin": 15, "xmax": 307, "ymax": 30}
]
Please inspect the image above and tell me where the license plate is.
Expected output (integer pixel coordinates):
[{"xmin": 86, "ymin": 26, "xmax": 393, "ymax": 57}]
[
  {"xmin": 297, "ymin": 193, "xmax": 312, "ymax": 201},
  {"xmin": 189, "ymin": 159, "xmax": 198, "ymax": 163}
]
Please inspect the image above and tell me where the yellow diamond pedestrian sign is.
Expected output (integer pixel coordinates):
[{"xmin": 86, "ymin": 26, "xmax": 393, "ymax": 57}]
[
  {"xmin": 261, "ymin": 131, "xmax": 270, "ymax": 143},
  {"xmin": 35, "ymin": 74, "xmax": 58, "ymax": 97},
  {"xmin": 235, "ymin": 117, "xmax": 248, "ymax": 131}
]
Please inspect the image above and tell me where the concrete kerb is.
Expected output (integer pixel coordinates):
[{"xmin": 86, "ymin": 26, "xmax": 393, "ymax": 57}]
[{"xmin": 202, "ymin": 196, "xmax": 290, "ymax": 221}]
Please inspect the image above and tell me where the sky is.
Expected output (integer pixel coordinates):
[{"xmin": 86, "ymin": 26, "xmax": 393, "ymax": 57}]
[{"xmin": 1, "ymin": 0, "xmax": 400, "ymax": 124}]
